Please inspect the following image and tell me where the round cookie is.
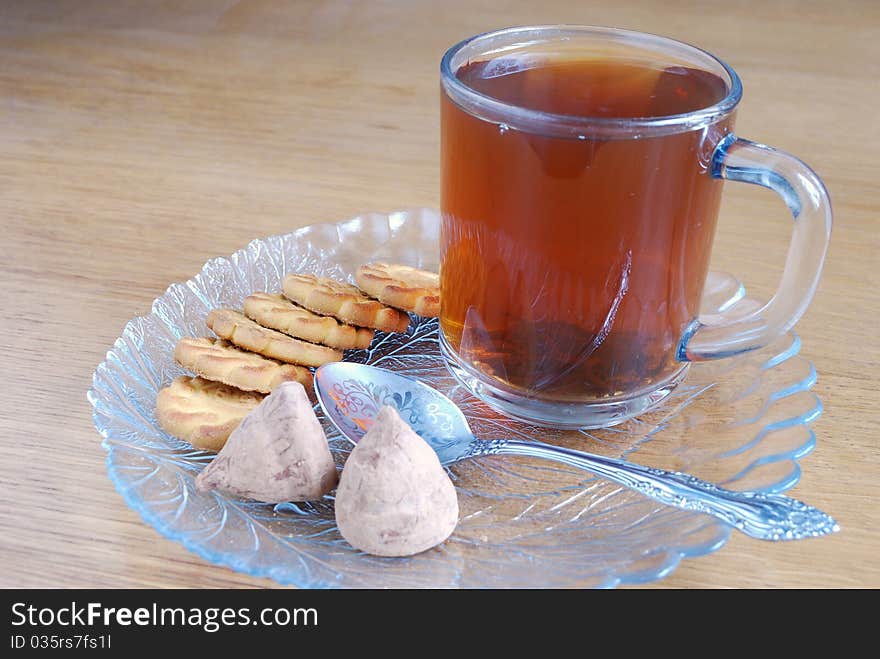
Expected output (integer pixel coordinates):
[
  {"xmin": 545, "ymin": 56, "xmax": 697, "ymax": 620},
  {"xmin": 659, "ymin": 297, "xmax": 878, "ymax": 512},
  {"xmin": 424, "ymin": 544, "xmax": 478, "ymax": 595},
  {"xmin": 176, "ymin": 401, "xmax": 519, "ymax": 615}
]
[
  {"xmin": 206, "ymin": 308, "xmax": 343, "ymax": 367},
  {"xmin": 244, "ymin": 292, "xmax": 374, "ymax": 350},
  {"xmin": 282, "ymin": 273, "xmax": 410, "ymax": 333},
  {"xmin": 355, "ymin": 262, "xmax": 440, "ymax": 318},
  {"xmin": 156, "ymin": 376, "xmax": 264, "ymax": 451},
  {"xmin": 174, "ymin": 336, "xmax": 311, "ymax": 394}
]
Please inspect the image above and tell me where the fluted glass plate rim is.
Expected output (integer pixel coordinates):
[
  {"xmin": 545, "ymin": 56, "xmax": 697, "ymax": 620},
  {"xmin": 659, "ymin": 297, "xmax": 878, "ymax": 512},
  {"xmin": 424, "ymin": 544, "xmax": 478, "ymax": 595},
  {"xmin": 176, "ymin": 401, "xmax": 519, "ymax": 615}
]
[{"xmin": 88, "ymin": 208, "xmax": 820, "ymax": 588}]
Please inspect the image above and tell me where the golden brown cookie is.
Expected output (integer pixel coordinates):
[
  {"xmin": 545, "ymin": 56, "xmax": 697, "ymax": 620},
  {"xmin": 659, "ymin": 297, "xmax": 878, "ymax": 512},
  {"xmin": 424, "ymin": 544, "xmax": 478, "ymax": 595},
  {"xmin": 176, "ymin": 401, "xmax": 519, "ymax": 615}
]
[
  {"xmin": 174, "ymin": 337, "xmax": 311, "ymax": 394},
  {"xmin": 355, "ymin": 262, "xmax": 440, "ymax": 318},
  {"xmin": 243, "ymin": 292, "xmax": 374, "ymax": 350},
  {"xmin": 206, "ymin": 308, "xmax": 343, "ymax": 367},
  {"xmin": 282, "ymin": 273, "xmax": 410, "ymax": 333},
  {"xmin": 156, "ymin": 376, "xmax": 264, "ymax": 451}
]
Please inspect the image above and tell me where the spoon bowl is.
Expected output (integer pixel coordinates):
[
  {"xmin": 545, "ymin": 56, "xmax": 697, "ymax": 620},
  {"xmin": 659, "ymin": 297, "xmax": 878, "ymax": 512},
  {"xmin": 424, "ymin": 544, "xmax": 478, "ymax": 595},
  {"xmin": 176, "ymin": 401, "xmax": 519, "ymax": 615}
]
[
  {"xmin": 315, "ymin": 362, "xmax": 476, "ymax": 465},
  {"xmin": 315, "ymin": 362, "xmax": 838, "ymax": 541}
]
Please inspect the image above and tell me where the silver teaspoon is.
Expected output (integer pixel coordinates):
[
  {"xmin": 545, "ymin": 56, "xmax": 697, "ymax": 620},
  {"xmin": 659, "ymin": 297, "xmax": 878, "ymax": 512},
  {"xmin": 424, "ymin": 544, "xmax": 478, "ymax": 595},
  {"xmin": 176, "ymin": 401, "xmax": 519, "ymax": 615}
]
[{"xmin": 314, "ymin": 362, "xmax": 838, "ymax": 541}]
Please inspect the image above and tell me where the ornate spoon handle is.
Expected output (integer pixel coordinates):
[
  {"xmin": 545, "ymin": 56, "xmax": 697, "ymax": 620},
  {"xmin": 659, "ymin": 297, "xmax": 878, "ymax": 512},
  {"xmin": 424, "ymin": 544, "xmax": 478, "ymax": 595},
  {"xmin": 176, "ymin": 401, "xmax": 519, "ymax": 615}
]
[{"xmin": 476, "ymin": 439, "xmax": 838, "ymax": 541}]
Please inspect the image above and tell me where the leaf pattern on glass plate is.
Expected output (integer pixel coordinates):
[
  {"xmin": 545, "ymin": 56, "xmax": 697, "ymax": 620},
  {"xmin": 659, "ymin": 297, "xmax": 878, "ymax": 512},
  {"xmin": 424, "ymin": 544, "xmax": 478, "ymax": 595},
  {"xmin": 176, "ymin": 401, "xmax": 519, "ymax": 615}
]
[{"xmin": 89, "ymin": 209, "xmax": 821, "ymax": 588}]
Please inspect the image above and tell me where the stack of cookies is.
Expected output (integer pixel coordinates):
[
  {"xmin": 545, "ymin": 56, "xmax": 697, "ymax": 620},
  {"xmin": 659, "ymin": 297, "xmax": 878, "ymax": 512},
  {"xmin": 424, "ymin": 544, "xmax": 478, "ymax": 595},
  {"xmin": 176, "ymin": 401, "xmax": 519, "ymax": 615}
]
[{"xmin": 156, "ymin": 262, "xmax": 440, "ymax": 451}]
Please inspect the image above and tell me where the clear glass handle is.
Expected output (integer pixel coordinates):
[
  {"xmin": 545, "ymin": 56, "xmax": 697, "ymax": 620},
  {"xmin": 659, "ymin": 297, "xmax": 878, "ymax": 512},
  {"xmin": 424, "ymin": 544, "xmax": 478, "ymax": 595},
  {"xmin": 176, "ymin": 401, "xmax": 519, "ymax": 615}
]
[{"xmin": 679, "ymin": 135, "xmax": 833, "ymax": 361}]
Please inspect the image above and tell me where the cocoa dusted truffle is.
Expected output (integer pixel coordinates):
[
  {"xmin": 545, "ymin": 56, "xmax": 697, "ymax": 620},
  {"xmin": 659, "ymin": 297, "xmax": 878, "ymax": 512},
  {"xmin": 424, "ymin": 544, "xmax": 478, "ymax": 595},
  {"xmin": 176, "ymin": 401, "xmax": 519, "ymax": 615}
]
[
  {"xmin": 334, "ymin": 406, "xmax": 459, "ymax": 556},
  {"xmin": 196, "ymin": 381, "xmax": 337, "ymax": 502}
]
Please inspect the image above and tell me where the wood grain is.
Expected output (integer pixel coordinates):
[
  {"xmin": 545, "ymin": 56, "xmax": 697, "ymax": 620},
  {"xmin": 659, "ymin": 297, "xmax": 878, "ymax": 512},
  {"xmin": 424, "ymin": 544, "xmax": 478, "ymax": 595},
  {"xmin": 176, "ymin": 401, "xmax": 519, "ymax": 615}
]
[{"xmin": 1, "ymin": 0, "xmax": 877, "ymax": 588}]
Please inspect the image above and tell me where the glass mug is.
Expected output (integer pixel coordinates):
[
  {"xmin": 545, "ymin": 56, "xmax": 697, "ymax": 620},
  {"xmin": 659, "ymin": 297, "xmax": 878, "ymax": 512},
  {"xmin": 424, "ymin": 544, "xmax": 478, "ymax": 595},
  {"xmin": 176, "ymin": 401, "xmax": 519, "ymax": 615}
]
[{"xmin": 439, "ymin": 25, "xmax": 831, "ymax": 428}]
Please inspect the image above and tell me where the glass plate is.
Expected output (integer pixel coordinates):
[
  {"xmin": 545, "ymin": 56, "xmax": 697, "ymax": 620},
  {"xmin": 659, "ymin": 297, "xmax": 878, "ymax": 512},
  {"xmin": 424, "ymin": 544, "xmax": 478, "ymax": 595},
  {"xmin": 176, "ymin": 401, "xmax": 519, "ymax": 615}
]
[{"xmin": 88, "ymin": 209, "xmax": 821, "ymax": 588}]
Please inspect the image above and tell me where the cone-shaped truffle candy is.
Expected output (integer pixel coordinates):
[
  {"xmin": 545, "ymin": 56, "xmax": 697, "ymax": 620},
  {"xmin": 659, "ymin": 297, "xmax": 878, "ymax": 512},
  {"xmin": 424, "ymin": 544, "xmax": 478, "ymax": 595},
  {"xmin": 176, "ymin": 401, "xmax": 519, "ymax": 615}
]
[
  {"xmin": 196, "ymin": 381, "xmax": 337, "ymax": 502},
  {"xmin": 335, "ymin": 406, "xmax": 459, "ymax": 556}
]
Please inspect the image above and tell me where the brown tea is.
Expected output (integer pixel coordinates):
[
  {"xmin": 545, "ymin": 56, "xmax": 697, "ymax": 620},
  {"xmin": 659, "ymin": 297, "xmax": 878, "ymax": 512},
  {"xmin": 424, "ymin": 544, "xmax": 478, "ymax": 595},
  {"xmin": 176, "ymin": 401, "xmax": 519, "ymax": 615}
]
[{"xmin": 441, "ymin": 57, "xmax": 733, "ymax": 400}]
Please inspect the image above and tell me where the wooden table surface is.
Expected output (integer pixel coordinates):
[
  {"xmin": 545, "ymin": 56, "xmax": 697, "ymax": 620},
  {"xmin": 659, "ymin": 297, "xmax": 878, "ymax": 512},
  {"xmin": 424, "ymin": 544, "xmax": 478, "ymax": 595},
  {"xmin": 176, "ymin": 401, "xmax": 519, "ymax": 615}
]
[{"xmin": 2, "ymin": 0, "xmax": 877, "ymax": 589}]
